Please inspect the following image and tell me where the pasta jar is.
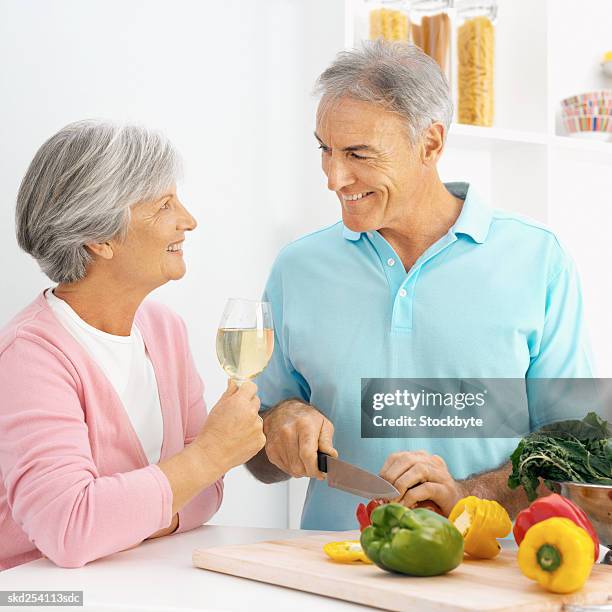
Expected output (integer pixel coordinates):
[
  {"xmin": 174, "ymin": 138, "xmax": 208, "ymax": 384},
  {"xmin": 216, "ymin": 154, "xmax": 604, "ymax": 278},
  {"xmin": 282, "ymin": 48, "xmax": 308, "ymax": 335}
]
[
  {"xmin": 455, "ymin": 0, "xmax": 498, "ymax": 127},
  {"xmin": 366, "ymin": 0, "xmax": 409, "ymax": 43},
  {"xmin": 405, "ymin": 0, "xmax": 452, "ymax": 82}
]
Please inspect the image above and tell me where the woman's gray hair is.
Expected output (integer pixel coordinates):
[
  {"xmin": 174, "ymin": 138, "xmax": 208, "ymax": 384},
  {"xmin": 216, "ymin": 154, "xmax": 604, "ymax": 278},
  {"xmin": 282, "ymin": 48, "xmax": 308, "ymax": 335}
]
[
  {"xmin": 315, "ymin": 40, "xmax": 453, "ymax": 143},
  {"xmin": 16, "ymin": 120, "xmax": 181, "ymax": 284}
]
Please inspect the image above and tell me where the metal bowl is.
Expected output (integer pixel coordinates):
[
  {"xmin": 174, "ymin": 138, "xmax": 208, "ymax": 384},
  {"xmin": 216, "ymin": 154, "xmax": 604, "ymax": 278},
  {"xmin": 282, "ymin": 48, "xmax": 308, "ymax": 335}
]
[{"xmin": 555, "ymin": 481, "xmax": 612, "ymax": 548}]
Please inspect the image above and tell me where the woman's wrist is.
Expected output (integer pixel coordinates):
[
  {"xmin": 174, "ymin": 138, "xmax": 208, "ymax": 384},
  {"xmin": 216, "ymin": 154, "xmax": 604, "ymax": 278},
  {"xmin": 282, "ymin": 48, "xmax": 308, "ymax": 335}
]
[
  {"xmin": 147, "ymin": 513, "xmax": 179, "ymax": 540},
  {"xmin": 158, "ymin": 441, "xmax": 226, "ymax": 516},
  {"xmin": 185, "ymin": 437, "xmax": 227, "ymax": 484}
]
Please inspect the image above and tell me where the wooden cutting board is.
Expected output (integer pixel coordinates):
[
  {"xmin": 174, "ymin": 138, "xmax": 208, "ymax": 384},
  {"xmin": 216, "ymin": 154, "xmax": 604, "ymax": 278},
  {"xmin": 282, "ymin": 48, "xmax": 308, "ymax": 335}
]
[{"xmin": 193, "ymin": 530, "xmax": 612, "ymax": 611}]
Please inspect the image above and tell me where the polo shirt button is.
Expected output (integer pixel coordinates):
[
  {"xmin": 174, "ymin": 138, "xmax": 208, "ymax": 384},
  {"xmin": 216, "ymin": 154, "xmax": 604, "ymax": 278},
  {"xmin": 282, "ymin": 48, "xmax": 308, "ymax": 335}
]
[
  {"xmin": 399, "ymin": 288, "xmax": 407, "ymax": 297},
  {"xmin": 387, "ymin": 258, "xmax": 395, "ymax": 267}
]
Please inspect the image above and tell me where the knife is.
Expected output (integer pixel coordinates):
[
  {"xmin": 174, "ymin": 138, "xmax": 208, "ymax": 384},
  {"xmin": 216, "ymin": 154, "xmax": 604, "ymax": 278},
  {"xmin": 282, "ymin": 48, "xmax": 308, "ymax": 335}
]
[{"xmin": 317, "ymin": 451, "xmax": 400, "ymax": 500}]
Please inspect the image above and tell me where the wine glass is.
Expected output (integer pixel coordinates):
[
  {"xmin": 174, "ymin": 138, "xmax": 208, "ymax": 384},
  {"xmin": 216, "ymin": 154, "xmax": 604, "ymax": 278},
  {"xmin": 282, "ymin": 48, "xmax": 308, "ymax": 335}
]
[{"xmin": 216, "ymin": 299, "xmax": 274, "ymax": 386}]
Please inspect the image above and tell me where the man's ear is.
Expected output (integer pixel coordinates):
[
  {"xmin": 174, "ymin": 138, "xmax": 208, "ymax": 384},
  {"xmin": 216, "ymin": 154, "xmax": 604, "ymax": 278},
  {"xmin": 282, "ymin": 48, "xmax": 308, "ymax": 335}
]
[
  {"xmin": 420, "ymin": 122, "xmax": 446, "ymax": 165},
  {"xmin": 85, "ymin": 241, "xmax": 114, "ymax": 260}
]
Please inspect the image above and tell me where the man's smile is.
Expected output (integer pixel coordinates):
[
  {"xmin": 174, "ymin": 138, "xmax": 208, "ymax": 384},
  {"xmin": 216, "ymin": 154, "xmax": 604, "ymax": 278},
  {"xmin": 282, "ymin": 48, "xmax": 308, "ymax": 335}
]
[{"xmin": 341, "ymin": 191, "xmax": 374, "ymax": 202}]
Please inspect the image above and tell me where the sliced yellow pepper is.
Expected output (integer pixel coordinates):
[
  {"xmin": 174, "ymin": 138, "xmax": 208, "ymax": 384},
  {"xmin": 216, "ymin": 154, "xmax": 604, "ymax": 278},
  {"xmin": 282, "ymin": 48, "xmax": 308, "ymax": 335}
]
[
  {"xmin": 323, "ymin": 540, "xmax": 372, "ymax": 564},
  {"xmin": 517, "ymin": 517, "xmax": 594, "ymax": 594},
  {"xmin": 448, "ymin": 496, "xmax": 512, "ymax": 559}
]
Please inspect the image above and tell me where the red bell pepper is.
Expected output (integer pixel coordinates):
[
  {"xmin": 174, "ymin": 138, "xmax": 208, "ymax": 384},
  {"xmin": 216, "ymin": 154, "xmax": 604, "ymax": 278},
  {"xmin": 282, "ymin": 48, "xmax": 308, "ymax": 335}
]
[
  {"xmin": 513, "ymin": 493, "xmax": 599, "ymax": 561},
  {"xmin": 356, "ymin": 498, "xmax": 444, "ymax": 529},
  {"xmin": 356, "ymin": 499, "xmax": 384, "ymax": 531}
]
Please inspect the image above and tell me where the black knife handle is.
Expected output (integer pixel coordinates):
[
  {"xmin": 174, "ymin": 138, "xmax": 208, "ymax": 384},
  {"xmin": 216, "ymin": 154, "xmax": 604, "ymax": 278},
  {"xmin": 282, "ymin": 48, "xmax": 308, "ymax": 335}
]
[{"xmin": 317, "ymin": 450, "xmax": 329, "ymax": 473}]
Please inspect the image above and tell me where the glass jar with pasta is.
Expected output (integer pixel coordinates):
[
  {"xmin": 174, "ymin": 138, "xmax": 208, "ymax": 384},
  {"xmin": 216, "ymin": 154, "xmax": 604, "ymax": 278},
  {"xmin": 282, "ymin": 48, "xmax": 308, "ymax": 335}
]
[
  {"xmin": 405, "ymin": 0, "xmax": 452, "ymax": 83},
  {"xmin": 455, "ymin": 0, "xmax": 498, "ymax": 127},
  {"xmin": 365, "ymin": 0, "xmax": 410, "ymax": 43}
]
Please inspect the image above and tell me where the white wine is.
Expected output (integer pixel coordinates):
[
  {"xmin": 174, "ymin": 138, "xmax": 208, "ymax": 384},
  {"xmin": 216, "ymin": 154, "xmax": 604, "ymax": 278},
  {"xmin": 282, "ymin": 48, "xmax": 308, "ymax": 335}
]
[
  {"xmin": 216, "ymin": 299, "xmax": 274, "ymax": 383},
  {"xmin": 216, "ymin": 327, "xmax": 274, "ymax": 382}
]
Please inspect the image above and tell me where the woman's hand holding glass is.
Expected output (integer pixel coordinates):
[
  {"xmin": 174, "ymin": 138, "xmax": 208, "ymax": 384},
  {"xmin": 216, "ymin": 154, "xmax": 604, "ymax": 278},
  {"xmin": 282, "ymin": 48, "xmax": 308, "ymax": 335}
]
[
  {"xmin": 179, "ymin": 299, "xmax": 274, "ymax": 485},
  {"xmin": 193, "ymin": 379, "xmax": 265, "ymax": 474}
]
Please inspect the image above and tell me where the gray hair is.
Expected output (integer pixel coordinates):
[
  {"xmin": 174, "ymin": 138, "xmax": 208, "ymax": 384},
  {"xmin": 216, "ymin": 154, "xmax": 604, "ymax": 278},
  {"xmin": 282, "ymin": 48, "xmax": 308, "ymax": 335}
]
[
  {"xmin": 314, "ymin": 40, "xmax": 453, "ymax": 143},
  {"xmin": 16, "ymin": 120, "xmax": 181, "ymax": 284}
]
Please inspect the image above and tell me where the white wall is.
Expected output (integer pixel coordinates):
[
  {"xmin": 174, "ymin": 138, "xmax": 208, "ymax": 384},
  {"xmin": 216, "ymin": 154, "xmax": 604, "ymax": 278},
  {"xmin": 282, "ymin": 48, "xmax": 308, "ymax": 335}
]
[
  {"xmin": 0, "ymin": 0, "xmax": 344, "ymax": 528},
  {"xmin": 548, "ymin": 0, "xmax": 612, "ymax": 136},
  {"xmin": 546, "ymin": 0, "xmax": 612, "ymax": 376}
]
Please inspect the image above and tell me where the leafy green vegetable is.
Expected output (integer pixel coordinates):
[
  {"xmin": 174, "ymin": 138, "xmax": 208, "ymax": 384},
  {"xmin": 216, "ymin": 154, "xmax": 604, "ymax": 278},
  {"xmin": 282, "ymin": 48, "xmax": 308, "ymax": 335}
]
[
  {"xmin": 508, "ymin": 412, "xmax": 612, "ymax": 501},
  {"xmin": 539, "ymin": 411, "xmax": 611, "ymax": 441}
]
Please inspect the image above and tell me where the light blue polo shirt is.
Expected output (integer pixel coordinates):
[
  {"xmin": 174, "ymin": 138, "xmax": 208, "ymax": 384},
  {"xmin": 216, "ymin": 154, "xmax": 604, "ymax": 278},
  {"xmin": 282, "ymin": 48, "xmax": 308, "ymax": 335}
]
[{"xmin": 256, "ymin": 182, "xmax": 594, "ymax": 530}]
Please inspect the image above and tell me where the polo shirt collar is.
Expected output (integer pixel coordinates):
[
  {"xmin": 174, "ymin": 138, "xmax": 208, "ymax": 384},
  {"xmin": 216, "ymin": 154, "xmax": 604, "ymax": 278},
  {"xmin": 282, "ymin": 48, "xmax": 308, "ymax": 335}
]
[
  {"xmin": 342, "ymin": 182, "xmax": 492, "ymax": 245},
  {"xmin": 342, "ymin": 226, "xmax": 362, "ymax": 241},
  {"xmin": 448, "ymin": 182, "xmax": 492, "ymax": 244}
]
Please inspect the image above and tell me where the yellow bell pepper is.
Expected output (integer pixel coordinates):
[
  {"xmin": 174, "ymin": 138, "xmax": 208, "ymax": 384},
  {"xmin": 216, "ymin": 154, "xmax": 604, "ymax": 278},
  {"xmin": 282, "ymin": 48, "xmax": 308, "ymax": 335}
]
[
  {"xmin": 517, "ymin": 517, "xmax": 594, "ymax": 594},
  {"xmin": 448, "ymin": 496, "xmax": 512, "ymax": 559},
  {"xmin": 323, "ymin": 540, "xmax": 372, "ymax": 564}
]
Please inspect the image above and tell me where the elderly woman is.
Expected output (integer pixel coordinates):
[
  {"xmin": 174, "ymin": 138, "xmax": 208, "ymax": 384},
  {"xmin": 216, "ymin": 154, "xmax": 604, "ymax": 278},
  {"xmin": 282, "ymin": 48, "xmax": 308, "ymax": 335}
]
[
  {"xmin": 0, "ymin": 120, "xmax": 265, "ymax": 570},
  {"xmin": 247, "ymin": 41, "xmax": 593, "ymax": 530}
]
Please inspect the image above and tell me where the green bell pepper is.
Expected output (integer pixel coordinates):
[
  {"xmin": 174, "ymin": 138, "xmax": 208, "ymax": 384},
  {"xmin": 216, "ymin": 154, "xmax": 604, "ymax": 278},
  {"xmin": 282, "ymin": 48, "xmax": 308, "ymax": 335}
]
[{"xmin": 360, "ymin": 503, "xmax": 464, "ymax": 576}]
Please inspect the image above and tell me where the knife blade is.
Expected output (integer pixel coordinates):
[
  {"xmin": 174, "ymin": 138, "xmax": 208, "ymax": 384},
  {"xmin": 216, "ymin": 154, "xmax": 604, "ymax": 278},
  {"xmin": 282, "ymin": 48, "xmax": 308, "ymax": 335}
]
[{"xmin": 317, "ymin": 451, "xmax": 399, "ymax": 500}]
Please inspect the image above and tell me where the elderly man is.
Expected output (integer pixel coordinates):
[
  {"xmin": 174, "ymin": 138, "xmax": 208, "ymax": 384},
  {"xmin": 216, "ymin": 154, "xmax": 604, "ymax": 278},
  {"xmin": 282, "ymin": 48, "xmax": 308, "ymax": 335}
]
[{"xmin": 246, "ymin": 41, "xmax": 593, "ymax": 530}]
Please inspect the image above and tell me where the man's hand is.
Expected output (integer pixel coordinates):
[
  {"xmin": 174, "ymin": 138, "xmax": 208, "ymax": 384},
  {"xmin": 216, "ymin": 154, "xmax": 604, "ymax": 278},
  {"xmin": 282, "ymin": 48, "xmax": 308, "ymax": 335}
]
[
  {"xmin": 379, "ymin": 450, "xmax": 466, "ymax": 516},
  {"xmin": 262, "ymin": 400, "xmax": 337, "ymax": 479}
]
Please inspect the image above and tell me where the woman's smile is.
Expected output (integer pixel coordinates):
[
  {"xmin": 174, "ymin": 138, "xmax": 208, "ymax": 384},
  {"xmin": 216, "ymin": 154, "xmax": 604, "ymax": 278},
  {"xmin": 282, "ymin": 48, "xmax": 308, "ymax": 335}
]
[{"xmin": 166, "ymin": 240, "xmax": 184, "ymax": 255}]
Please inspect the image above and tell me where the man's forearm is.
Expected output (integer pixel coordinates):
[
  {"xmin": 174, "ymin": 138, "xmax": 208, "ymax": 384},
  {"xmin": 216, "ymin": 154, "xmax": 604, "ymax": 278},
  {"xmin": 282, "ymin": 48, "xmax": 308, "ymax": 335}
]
[
  {"xmin": 245, "ymin": 400, "xmax": 293, "ymax": 483},
  {"xmin": 460, "ymin": 461, "xmax": 544, "ymax": 518},
  {"xmin": 245, "ymin": 399, "xmax": 308, "ymax": 484},
  {"xmin": 245, "ymin": 446, "xmax": 290, "ymax": 483}
]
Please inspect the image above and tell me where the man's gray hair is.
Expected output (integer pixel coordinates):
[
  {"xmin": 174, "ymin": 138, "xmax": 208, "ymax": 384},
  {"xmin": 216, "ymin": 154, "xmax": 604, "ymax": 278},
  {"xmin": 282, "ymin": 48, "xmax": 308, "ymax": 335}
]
[
  {"xmin": 315, "ymin": 40, "xmax": 453, "ymax": 143},
  {"xmin": 16, "ymin": 120, "xmax": 181, "ymax": 284}
]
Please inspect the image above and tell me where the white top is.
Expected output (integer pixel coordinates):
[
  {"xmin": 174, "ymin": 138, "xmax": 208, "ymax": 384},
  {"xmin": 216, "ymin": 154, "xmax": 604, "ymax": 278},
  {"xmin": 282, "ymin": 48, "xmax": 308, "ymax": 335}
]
[{"xmin": 45, "ymin": 289, "xmax": 164, "ymax": 464}]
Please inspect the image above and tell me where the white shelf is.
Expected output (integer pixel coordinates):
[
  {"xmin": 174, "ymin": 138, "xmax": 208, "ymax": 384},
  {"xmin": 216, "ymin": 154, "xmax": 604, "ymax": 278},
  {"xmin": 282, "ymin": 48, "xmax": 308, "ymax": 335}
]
[
  {"xmin": 447, "ymin": 124, "xmax": 612, "ymax": 155},
  {"xmin": 447, "ymin": 124, "xmax": 549, "ymax": 150},
  {"xmin": 551, "ymin": 135, "xmax": 612, "ymax": 155}
]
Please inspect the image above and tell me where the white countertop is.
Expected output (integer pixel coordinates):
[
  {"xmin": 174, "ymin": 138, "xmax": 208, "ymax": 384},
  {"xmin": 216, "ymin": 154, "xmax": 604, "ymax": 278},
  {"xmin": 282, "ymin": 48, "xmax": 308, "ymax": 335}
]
[
  {"xmin": 7, "ymin": 525, "xmax": 598, "ymax": 612},
  {"xmin": 0, "ymin": 525, "xmax": 373, "ymax": 612}
]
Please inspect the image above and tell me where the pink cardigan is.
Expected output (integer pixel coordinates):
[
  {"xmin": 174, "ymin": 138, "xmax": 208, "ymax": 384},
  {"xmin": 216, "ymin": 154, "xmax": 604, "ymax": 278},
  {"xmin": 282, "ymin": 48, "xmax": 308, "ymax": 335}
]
[{"xmin": 0, "ymin": 292, "xmax": 223, "ymax": 570}]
